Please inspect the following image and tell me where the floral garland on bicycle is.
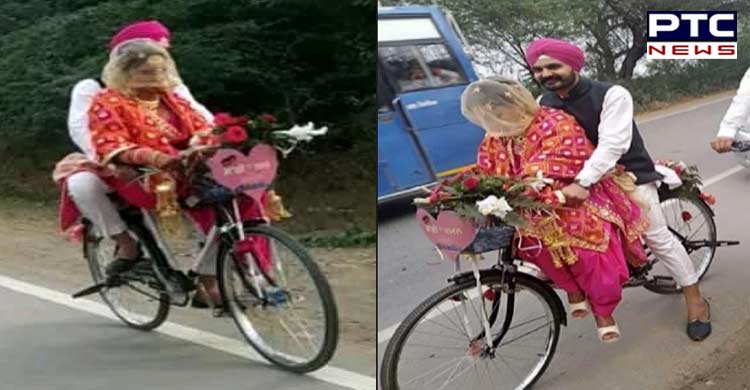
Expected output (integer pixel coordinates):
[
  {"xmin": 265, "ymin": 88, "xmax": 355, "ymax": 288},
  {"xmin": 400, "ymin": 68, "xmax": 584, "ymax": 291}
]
[
  {"xmin": 174, "ymin": 112, "xmax": 327, "ymax": 222},
  {"xmin": 414, "ymin": 168, "xmax": 552, "ymax": 229},
  {"xmin": 655, "ymin": 159, "xmax": 716, "ymax": 207}
]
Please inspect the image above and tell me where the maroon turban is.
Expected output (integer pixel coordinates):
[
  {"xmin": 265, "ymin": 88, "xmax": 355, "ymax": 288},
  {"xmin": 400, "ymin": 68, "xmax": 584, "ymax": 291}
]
[
  {"xmin": 525, "ymin": 38, "xmax": 585, "ymax": 72},
  {"xmin": 109, "ymin": 20, "xmax": 171, "ymax": 51}
]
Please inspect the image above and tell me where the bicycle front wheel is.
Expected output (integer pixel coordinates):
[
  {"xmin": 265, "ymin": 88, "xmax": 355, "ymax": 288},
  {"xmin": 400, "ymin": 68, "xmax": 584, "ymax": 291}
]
[
  {"xmin": 217, "ymin": 224, "xmax": 338, "ymax": 373},
  {"xmin": 381, "ymin": 272, "xmax": 562, "ymax": 390}
]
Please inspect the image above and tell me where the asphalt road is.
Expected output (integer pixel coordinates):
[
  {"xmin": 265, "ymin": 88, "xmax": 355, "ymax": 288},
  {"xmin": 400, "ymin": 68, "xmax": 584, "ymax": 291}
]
[
  {"xmin": 0, "ymin": 276, "xmax": 374, "ymax": 390},
  {"xmin": 0, "ymin": 217, "xmax": 375, "ymax": 389},
  {"xmin": 377, "ymin": 92, "xmax": 750, "ymax": 389},
  {"xmin": 0, "ymin": 284, "xmax": 356, "ymax": 390}
]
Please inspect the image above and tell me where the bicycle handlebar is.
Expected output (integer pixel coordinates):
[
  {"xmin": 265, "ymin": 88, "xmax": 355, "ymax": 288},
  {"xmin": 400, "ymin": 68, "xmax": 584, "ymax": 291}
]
[{"xmin": 731, "ymin": 140, "xmax": 750, "ymax": 152}]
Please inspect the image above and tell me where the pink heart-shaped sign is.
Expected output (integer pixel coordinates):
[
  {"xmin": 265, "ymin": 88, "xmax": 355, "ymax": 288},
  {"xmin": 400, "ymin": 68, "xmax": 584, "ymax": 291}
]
[
  {"xmin": 206, "ymin": 144, "xmax": 278, "ymax": 204},
  {"xmin": 416, "ymin": 209, "xmax": 477, "ymax": 261}
]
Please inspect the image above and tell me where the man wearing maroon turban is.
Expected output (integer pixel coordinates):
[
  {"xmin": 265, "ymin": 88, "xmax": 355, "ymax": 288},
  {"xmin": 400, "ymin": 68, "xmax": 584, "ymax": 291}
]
[{"xmin": 525, "ymin": 37, "xmax": 712, "ymax": 342}]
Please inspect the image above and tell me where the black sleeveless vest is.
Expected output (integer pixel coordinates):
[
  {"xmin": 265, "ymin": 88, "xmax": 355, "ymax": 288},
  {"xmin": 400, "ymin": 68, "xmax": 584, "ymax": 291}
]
[{"xmin": 539, "ymin": 77, "xmax": 662, "ymax": 185}]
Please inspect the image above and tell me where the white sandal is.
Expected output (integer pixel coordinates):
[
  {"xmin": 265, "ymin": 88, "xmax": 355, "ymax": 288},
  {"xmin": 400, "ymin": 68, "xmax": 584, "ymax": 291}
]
[
  {"xmin": 569, "ymin": 300, "xmax": 589, "ymax": 319},
  {"xmin": 597, "ymin": 324, "xmax": 621, "ymax": 343}
]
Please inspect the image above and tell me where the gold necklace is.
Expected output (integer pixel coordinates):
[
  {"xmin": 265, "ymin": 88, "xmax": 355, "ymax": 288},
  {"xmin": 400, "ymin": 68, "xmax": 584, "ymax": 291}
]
[{"xmin": 136, "ymin": 97, "xmax": 160, "ymax": 112}]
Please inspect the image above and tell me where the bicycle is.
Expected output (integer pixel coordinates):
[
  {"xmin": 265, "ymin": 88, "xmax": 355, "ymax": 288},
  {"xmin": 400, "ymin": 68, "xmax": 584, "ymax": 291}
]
[
  {"xmin": 380, "ymin": 172, "xmax": 739, "ymax": 390},
  {"xmin": 71, "ymin": 146, "xmax": 338, "ymax": 373}
]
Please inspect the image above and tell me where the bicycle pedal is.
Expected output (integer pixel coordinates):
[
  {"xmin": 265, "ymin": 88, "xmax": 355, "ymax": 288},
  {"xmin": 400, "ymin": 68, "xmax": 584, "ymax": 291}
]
[{"xmin": 71, "ymin": 283, "xmax": 106, "ymax": 298}]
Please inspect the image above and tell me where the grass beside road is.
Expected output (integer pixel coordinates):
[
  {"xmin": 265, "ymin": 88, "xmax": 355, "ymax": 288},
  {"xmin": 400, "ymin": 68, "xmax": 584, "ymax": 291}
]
[{"xmin": 0, "ymin": 147, "xmax": 375, "ymax": 248}]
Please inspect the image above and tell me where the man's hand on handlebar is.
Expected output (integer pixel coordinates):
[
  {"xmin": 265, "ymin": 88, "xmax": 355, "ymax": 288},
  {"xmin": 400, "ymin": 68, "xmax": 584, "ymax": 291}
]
[{"xmin": 711, "ymin": 136, "xmax": 734, "ymax": 153}]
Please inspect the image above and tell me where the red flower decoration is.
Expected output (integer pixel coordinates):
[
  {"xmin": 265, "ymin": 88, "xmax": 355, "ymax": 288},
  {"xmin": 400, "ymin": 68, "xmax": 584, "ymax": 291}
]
[
  {"xmin": 223, "ymin": 125, "xmax": 248, "ymax": 144},
  {"xmin": 215, "ymin": 112, "xmax": 249, "ymax": 128},
  {"xmin": 699, "ymin": 192, "xmax": 716, "ymax": 206},
  {"xmin": 259, "ymin": 113, "xmax": 277, "ymax": 123},
  {"xmin": 214, "ymin": 112, "xmax": 234, "ymax": 127},
  {"xmin": 428, "ymin": 192, "xmax": 439, "ymax": 204},
  {"xmin": 232, "ymin": 115, "xmax": 249, "ymax": 127},
  {"xmin": 681, "ymin": 211, "xmax": 692, "ymax": 222},
  {"xmin": 463, "ymin": 176, "xmax": 479, "ymax": 191}
]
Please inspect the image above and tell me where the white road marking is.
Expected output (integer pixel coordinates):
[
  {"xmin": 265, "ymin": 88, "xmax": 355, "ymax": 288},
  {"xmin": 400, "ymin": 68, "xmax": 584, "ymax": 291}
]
[
  {"xmin": 702, "ymin": 164, "xmax": 745, "ymax": 188},
  {"xmin": 0, "ymin": 274, "xmax": 375, "ymax": 390},
  {"xmin": 638, "ymin": 95, "xmax": 733, "ymax": 124}
]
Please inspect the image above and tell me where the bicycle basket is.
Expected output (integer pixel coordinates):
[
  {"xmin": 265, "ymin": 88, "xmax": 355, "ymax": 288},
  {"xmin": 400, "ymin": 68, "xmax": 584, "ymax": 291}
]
[{"xmin": 463, "ymin": 224, "xmax": 516, "ymax": 254}]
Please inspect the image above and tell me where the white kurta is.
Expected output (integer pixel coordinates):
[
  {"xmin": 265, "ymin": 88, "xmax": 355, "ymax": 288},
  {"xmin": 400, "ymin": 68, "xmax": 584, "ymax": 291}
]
[{"xmin": 716, "ymin": 66, "xmax": 750, "ymax": 138}]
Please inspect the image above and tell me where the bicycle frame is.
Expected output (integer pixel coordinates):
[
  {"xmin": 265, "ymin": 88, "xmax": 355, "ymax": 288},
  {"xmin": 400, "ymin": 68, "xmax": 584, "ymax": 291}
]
[{"xmin": 138, "ymin": 196, "xmax": 270, "ymax": 302}]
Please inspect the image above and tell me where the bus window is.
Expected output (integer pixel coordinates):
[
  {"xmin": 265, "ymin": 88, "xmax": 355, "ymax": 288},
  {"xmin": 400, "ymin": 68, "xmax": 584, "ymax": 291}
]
[
  {"xmin": 378, "ymin": 43, "xmax": 467, "ymax": 93},
  {"xmin": 377, "ymin": 66, "xmax": 395, "ymax": 112},
  {"xmin": 419, "ymin": 44, "xmax": 466, "ymax": 86}
]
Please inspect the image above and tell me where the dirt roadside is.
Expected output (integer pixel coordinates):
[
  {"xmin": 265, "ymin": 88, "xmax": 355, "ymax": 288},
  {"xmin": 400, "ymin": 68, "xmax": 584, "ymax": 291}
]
[{"xmin": 677, "ymin": 320, "xmax": 750, "ymax": 390}]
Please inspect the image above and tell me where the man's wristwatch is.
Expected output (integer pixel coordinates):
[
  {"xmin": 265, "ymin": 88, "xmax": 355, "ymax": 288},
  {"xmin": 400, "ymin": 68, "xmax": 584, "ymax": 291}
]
[{"xmin": 575, "ymin": 178, "xmax": 592, "ymax": 189}]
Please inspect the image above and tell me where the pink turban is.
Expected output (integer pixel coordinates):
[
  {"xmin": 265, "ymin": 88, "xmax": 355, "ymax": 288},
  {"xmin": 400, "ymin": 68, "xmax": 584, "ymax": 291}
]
[
  {"xmin": 525, "ymin": 38, "xmax": 585, "ymax": 72},
  {"xmin": 109, "ymin": 20, "xmax": 171, "ymax": 50}
]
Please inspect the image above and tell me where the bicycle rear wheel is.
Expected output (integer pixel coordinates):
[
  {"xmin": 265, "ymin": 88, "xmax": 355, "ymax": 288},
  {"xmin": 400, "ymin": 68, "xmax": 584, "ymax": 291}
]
[
  {"xmin": 381, "ymin": 272, "xmax": 562, "ymax": 390},
  {"xmin": 645, "ymin": 194, "xmax": 717, "ymax": 294},
  {"xmin": 217, "ymin": 224, "xmax": 338, "ymax": 373},
  {"xmin": 83, "ymin": 221, "xmax": 170, "ymax": 331}
]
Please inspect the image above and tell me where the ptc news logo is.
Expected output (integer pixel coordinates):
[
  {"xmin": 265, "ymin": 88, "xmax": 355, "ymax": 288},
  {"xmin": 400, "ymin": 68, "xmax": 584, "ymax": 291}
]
[{"xmin": 647, "ymin": 11, "xmax": 737, "ymax": 59}]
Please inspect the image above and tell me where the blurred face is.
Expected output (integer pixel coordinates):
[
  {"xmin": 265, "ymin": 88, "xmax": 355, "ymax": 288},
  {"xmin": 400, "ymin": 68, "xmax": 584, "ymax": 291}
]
[
  {"xmin": 128, "ymin": 54, "xmax": 169, "ymax": 94},
  {"xmin": 531, "ymin": 55, "xmax": 578, "ymax": 92}
]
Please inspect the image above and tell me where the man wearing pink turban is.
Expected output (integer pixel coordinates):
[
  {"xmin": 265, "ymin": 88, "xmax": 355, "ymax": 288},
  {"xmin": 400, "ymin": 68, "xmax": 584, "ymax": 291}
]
[
  {"xmin": 63, "ymin": 20, "xmax": 219, "ymax": 307},
  {"xmin": 525, "ymin": 37, "xmax": 712, "ymax": 342}
]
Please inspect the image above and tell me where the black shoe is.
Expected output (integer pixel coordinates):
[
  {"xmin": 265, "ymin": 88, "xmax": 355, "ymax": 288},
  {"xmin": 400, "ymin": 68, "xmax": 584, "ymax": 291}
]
[
  {"xmin": 191, "ymin": 292, "xmax": 223, "ymax": 309},
  {"xmin": 105, "ymin": 257, "xmax": 146, "ymax": 276},
  {"xmin": 687, "ymin": 299, "xmax": 712, "ymax": 341}
]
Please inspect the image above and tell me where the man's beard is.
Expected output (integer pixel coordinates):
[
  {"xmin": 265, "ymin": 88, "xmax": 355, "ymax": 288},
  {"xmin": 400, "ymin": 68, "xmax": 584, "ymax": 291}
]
[{"xmin": 540, "ymin": 73, "xmax": 576, "ymax": 91}]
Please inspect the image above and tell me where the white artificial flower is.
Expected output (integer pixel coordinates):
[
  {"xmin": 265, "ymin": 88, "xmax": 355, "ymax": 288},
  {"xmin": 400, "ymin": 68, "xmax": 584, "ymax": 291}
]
[
  {"xmin": 274, "ymin": 122, "xmax": 328, "ymax": 142},
  {"xmin": 413, "ymin": 197, "xmax": 431, "ymax": 205},
  {"xmin": 529, "ymin": 170, "xmax": 554, "ymax": 192},
  {"xmin": 476, "ymin": 195, "xmax": 514, "ymax": 218}
]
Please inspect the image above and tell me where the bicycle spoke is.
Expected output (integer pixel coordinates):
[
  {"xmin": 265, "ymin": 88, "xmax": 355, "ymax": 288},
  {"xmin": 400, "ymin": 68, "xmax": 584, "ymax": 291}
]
[
  {"xmin": 436, "ymin": 304, "xmax": 472, "ymax": 341},
  {"xmin": 436, "ymin": 357, "xmax": 474, "ymax": 390},
  {"xmin": 402, "ymin": 343, "xmax": 469, "ymax": 351},
  {"xmin": 497, "ymin": 321, "xmax": 552, "ymax": 347},
  {"xmin": 422, "ymin": 310, "xmax": 475, "ymax": 339},
  {"xmin": 412, "ymin": 329, "xmax": 473, "ymax": 342},
  {"xmin": 401, "ymin": 356, "xmax": 466, "ymax": 388}
]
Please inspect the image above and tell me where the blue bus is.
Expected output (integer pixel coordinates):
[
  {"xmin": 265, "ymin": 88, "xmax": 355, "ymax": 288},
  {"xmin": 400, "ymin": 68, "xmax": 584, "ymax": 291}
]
[{"xmin": 377, "ymin": 5, "xmax": 485, "ymax": 204}]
